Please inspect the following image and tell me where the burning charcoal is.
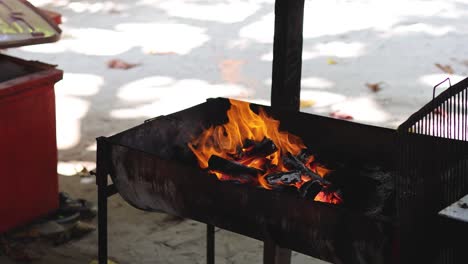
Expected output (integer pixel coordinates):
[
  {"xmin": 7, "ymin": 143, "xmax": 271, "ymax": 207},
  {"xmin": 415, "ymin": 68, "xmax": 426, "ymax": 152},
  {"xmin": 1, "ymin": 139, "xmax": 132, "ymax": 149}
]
[
  {"xmin": 282, "ymin": 153, "xmax": 330, "ymax": 185},
  {"xmin": 264, "ymin": 170, "xmax": 301, "ymax": 186},
  {"xmin": 297, "ymin": 150, "xmax": 318, "ymax": 169},
  {"xmin": 208, "ymin": 155, "xmax": 262, "ymax": 178},
  {"xmin": 219, "ymin": 174, "xmax": 253, "ymax": 185},
  {"xmin": 299, "ymin": 180, "xmax": 323, "ymax": 199},
  {"xmin": 298, "ymin": 149, "xmax": 312, "ymax": 163},
  {"xmin": 243, "ymin": 138, "xmax": 278, "ymax": 158},
  {"xmin": 314, "ymin": 188, "xmax": 344, "ymax": 205}
]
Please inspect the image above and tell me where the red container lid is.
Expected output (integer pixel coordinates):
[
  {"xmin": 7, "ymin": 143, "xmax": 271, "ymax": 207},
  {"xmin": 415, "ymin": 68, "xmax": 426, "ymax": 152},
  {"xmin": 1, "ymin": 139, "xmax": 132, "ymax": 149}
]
[
  {"xmin": 0, "ymin": 0, "xmax": 61, "ymax": 48},
  {"xmin": 0, "ymin": 53, "xmax": 63, "ymax": 99}
]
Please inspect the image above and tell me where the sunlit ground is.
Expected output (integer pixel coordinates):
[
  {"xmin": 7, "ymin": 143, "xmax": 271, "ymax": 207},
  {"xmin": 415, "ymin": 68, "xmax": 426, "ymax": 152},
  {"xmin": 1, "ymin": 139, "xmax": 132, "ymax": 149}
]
[
  {"xmin": 5, "ymin": 0, "xmax": 467, "ymax": 171},
  {"xmin": 4, "ymin": 0, "xmax": 466, "ymax": 168}
]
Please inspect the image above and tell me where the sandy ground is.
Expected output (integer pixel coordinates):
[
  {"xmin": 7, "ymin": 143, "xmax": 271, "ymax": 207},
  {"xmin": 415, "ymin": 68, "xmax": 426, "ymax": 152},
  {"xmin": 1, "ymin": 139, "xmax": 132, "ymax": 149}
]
[{"xmin": 3, "ymin": 0, "xmax": 468, "ymax": 263}]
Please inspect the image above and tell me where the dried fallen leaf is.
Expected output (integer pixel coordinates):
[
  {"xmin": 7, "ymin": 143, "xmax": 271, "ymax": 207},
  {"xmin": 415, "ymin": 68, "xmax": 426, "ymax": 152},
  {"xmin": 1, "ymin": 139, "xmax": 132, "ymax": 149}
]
[
  {"xmin": 365, "ymin": 82, "xmax": 384, "ymax": 92},
  {"xmin": 108, "ymin": 8, "xmax": 121, "ymax": 14},
  {"xmin": 107, "ymin": 59, "xmax": 140, "ymax": 70},
  {"xmin": 146, "ymin": 50, "xmax": 177, "ymax": 55},
  {"xmin": 11, "ymin": 228, "xmax": 41, "ymax": 239},
  {"xmin": 300, "ymin": 99, "xmax": 316, "ymax": 108},
  {"xmin": 162, "ymin": 214, "xmax": 185, "ymax": 223},
  {"xmin": 327, "ymin": 58, "xmax": 337, "ymax": 65},
  {"xmin": 75, "ymin": 166, "xmax": 92, "ymax": 178},
  {"xmin": 219, "ymin": 59, "xmax": 245, "ymax": 84},
  {"xmin": 72, "ymin": 221, "xmax": 96, "ymax": 237},
  {"xmin": 330, "ymin": 111, "xmax": 353, "ymax": 120},
  {"xmin": 435, "ymin": 63, "xmax": 454, "ymax": 74}
]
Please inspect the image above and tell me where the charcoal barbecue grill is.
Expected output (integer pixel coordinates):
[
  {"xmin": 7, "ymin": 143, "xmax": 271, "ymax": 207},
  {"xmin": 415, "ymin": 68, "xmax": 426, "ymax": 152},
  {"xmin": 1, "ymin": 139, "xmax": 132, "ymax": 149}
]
[{"xmin": 96, "ymin": 1, "xmax": 468, "ymax": 263}]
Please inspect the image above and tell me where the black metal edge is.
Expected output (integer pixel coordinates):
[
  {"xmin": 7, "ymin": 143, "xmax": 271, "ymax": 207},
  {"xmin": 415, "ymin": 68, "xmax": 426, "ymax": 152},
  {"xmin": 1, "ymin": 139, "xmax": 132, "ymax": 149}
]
[
  {"xmin": 96, "ymin": 137, "xmax": 117, "ymax": 192},
  {"xmin": 0, "ymin": 54, "xmax": 63, "ymax": 99},
  {"xmin": 103, "ymin": 97, "xmax": 398, "ymax": 167},
  {"xmin": 106, "ymin": 184, "xmax": 118, "ymax": 197},
  {"xmin": 106, "ymin": 99, "xmax": 223, "ymax": 143},
  {"xmin": 242, "ymin": 98, "xmax": 397, "ymax": 134},
  {"xmin": 397, "ymin": 124, "xmax": 468, "ymax": 145},
  {"xmin": 96, "ymin": 136, "xmax": 109, "ymax": 264},
  {"xmin": 206, "ymin": 224, "xmax": 215, "ymax": 264},
  {"xmin": 0, "ymin": 53, "xmax": 59, "ymax": 69},
  {"xmin": 398, "ymin": 76, "xmax": 468, "ymax": 132},
  {"xmin": 0, "ymin": 53, "xmax": 63, "ymax": 84},
  {"xmin": 109, "ymin": 97, "xmax": 396, "ymax": 146}
]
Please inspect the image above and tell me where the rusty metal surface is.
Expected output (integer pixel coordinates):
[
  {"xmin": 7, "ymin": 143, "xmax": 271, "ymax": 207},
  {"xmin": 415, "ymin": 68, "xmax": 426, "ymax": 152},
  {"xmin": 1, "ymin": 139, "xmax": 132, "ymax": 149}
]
[
  {"xmin": 101, "ymin": 97, "xmax": 468, "ymax": 263},
  {"xmin": 100, "ymin": 97, "xmax": 468, "ymax": 263},
  {"xmin": 103, "ymin": 98, "xmax": 398, "ymax": 264},
  {"xmin": 106, "ymin": 142, "xmax": 393, "ymax": 264},
  {"xmin": 101, "ymin": 98, "xmax": 468, "ymax": 263}
]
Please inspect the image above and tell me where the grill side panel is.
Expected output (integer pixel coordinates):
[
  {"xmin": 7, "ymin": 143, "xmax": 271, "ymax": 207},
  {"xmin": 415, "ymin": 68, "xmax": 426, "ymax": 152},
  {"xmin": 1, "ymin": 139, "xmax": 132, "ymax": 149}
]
[
  {"xmin": 398, "ymin": 77, "xmax": 468, "ymax": 264},
  {"xmin": 106, "ymin": 143, "xmax": 394, "ymax": 264}
]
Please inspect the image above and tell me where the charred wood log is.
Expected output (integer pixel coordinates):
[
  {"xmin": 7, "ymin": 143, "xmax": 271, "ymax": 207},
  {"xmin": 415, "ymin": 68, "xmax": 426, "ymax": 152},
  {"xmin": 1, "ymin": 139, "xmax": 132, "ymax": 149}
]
[
  {"xmin": 208, "ymin": 155, "xmax": 263, "ymax": 178},
  {"xmin": 219, "ymin": 174, "xmax": 254, "ymax": 185},
  {"xmin": 243, "ymin": 138, "xmax": 278, "ymax": 158},
  {"xmin": 264, "ymin": 170, "xmax": 301, "ymax": 186},
  {"xmin": 298, "ymin": 149, "xmax": 314, "ymax": 164},
  {"xmin": 282, "ymin": 153, "xmax": 330, "ymax": 185},
  {"xmin": 299, "ymin": 180, "xmax": 322, "ymax": 199}
]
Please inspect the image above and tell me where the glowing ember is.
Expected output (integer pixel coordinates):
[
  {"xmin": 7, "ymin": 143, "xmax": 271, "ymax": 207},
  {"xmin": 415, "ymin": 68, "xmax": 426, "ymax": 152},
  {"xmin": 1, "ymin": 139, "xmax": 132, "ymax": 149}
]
[
  {"xmin": 314, "ymin": 191, "xmax": 343, "ymax": 204},
  {"xmin": 188, "ymin": 99, "xmax": 342, "ymax": 204}
]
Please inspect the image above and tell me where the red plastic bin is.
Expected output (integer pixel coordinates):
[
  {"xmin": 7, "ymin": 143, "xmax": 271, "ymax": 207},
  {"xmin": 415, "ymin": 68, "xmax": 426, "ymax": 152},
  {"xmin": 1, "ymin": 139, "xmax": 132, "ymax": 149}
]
[{"xmin": 0, "ymin": 54, "xmax": 63, "ymax": 233}]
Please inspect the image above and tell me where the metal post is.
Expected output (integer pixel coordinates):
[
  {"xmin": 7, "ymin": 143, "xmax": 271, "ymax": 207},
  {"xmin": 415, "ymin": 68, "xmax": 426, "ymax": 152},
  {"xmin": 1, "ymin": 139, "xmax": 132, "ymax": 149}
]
[
  {"xmin": 270, "ymin": 0, "xmax": 305, "ymax": 112},
  {"xmin": 267, "ymin": 0, "xmax": 305, "ymax": 262},
  {"xmin": 263, "ymin": 237, "xmax": 292, "ymax": 264},
  {"xmin": 97, "ymin": 137, "xmax": 108, "ymax": 264},
  {"xmin": 207, "ymin": 224, "xmax": 215, "ymax": 264}
]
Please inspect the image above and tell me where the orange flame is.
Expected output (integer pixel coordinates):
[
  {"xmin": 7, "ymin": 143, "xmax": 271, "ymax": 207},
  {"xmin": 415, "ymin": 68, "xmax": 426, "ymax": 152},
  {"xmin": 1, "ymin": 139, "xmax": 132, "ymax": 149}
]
[
  {"xmin": 188, "ymin": 99, "xmax": 342, "ymax": 204},
  {"xmin": 189, "ymin": 100, "xmax": 304, "ymax": 170},
  {"xmin": 314, "ymin": 191, "xmax": 343, "ymax": 204}
]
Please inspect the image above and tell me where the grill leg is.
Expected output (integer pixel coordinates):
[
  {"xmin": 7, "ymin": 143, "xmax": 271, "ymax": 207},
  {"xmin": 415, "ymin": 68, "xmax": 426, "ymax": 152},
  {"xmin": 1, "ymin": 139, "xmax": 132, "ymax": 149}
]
[
  {"xmin": 207, "ymin": 224, "xmax": 215, "ymax": 264},
  {"xmin": 97, "ymin": 138, "xmax": 108, "ymax": 264},
  {"xmin": 98, "ymin": 178, "xmax": 108, "ymax": 264},
  {"xmin": 264, "ymin": 238, "xmax": 291, "ymax": 264}
]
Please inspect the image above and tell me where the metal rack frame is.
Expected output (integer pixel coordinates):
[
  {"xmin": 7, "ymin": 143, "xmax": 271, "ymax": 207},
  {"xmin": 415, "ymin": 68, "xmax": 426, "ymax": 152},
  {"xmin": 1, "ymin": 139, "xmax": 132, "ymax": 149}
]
[{"xmin": 97, "ymin": 0, "xmax": 306, "ymax": 263}]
